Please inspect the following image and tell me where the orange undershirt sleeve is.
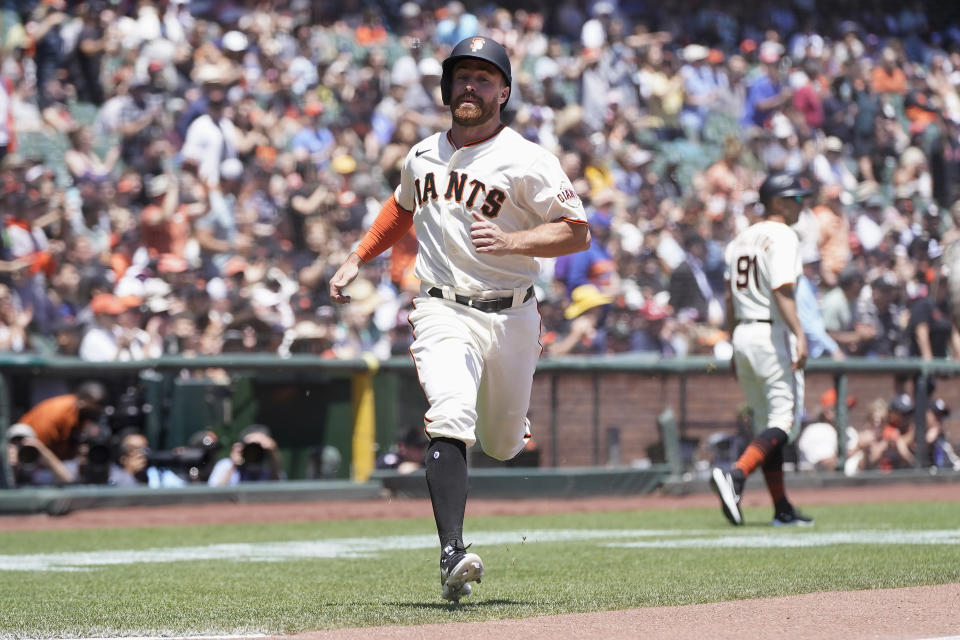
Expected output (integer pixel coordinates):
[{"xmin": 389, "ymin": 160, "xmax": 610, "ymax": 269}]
[{"xmin": 354, "ymin": 194, "xmax": 414, "ymax": 263}]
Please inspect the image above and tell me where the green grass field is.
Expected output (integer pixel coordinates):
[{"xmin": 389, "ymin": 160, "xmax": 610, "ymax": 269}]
[{"xmin": 1, "ymin": 501, "xmax": 959, "ymax": 638}]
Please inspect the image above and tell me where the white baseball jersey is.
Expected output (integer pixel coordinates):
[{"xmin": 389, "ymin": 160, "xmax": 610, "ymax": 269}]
[
  {"xmin": 725, "ymin": 220, "xmax": 804, "ymax": 437},
  {"xmin": 724, "ymin": 220, "xmax": 801, "ymax": 323},
  {"xmin": 395, "ymin": 125, "xmax": 587, "ymax": 294},
  {"xmin": 398, "ymin": 124, "xmax": 585, "ymax": 456}
]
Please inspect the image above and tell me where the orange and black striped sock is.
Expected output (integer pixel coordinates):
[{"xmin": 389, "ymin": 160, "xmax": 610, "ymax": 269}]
[
  {"xmin": 734, "ymin": 427, "xmax": 788, "ymax": 478},
  {"xmin": 734, "ymin": 443, "xmax": 767, "ymax": 477}
]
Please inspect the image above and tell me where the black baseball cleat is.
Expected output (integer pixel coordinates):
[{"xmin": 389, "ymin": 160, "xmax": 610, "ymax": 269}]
[
  {"xmin": 440, "ymin": 543, "xmax": 483, "ymax": 603},
  {"xmin": 710, "ymin": 467, "xmax": 744, "ymax": 526},
  {"xmin": 773, "ymin": 503, "xmax": 814, "ymax": 527}
]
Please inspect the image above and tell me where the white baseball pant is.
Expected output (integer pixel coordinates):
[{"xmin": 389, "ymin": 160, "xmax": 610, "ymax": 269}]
[
  {"xmin": 408, "ymin": 292, "xmax": 540, "ymax": 460},
  {"xmin": 731, "ymin": 322, "xmax": 805, "ymax": 439}
]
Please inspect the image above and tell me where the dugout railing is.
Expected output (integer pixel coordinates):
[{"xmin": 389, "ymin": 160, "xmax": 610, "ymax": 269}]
[{"xmin": 0, "ymin": 353, "xmax": 957, "ymax": 491}]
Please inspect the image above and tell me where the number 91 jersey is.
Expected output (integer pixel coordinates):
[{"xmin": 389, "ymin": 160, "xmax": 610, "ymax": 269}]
[{"xmin": 724, "ymin": 220, "xmax": 801, "ymax": 323}]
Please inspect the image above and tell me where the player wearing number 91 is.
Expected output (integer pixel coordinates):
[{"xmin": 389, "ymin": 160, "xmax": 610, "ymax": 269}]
[{"xmin": 710, "ymin": 171, "xmax": 814, "ymax": 527}]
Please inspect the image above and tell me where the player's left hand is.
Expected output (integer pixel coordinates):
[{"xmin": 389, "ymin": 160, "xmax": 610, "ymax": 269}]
[
  {"xmin": 793, "ymin": 334, "xmax": 808, "ymax": 370},
  {"xmin": 471, "ymin": 212, "xmax": 513, "ymax": 255}
]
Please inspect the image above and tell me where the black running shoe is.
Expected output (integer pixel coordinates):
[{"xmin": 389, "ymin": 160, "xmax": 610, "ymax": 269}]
[
  {"xmin": 772, "ymin": 506, "xmax": 814, "ymax": 527},
  {"xmin": 439, "ymin": 543, "xmax": 483, "ymax": 603},
  {"xmin": 710, "ymin": 467, "xmax": 744, "ymax": 525}
]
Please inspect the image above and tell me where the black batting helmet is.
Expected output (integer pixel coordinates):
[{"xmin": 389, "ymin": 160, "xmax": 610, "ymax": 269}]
[
  {"xmin": 758, "ymin": 171, "xmax": 811, "ymax": 205},
  {"xmin": 440, "ymin": 36, "xmax": 512, "ymax": 111}
]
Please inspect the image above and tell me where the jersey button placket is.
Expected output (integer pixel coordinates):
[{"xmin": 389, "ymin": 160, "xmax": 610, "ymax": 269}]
[{"xmin": 444, "ymin": 150, "xmax": 469, "ymax": 292}]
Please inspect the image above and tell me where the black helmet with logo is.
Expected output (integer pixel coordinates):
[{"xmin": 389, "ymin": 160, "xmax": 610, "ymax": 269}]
[
  {"xmin": 758, "ymin": 171, "xmax": 812, "ymax": 205},
  {"xmin": 440, "ymin": 36, "xmax": 512, "ymax": 111}
]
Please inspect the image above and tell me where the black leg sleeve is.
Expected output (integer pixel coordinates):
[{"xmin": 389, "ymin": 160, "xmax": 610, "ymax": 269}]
[
  {"xmin": 757, "ymin": 427, "xmax": 788, "ymax": 471},
  {"xmin": 425, "ymin": 437, "xmax": 468, "ymax": 548}
]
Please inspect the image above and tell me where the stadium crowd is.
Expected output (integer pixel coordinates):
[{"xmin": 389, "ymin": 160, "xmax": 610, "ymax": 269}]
[{"xmin": 2, "ymin": 0, "xmax": 960, "ymax": 483}]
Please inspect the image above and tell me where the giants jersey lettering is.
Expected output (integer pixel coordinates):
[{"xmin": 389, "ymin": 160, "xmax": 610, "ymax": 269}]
[
  {"xmin": 724, "ymin": 221, "xmax": 801, "ymax": 323},
  {"xmin": 395, "ymin": 126, "xmax": 587, "ymax": 293}
]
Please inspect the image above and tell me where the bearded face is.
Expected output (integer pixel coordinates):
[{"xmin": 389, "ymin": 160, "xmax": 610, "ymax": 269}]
[
  {"xmin": 449, "ymin": 59, "xmax": 507, "ymax": 127},
  {"xmin": 451, "ymin": 91, "xmax": 498, "ymax": 127}
]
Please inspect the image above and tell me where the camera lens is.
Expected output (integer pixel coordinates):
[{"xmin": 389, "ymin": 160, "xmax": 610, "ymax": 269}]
[
  {"xmin": 241, "ymin": 441, "xmax": 265, "ymax": 466},
  {"xmin": 17, "ymin": 444, "xmax": 40, "ymax": 465}
]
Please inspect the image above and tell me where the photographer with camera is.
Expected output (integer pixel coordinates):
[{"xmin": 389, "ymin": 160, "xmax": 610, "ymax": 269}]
[
  {"xmin": 61, "ymin": 421, "xmax": 115, "ymax": 485},
  {"xmin": 137, "ymin": 429, "xmax": 222, "ymax": 485},
  {"xmin": 207, "ymin": 424, "xmax": 283, "ymax": 486},
  {"xmin": 109, "ymin": 429, "xmax": 187, "ymax": 488},
  {"xmin": 5, "ymin": 423, "xmax": 75, "ymax": 486},
  {"xmin": 15, "ymin": 381, "xmax": 108, "ymax": 462}
]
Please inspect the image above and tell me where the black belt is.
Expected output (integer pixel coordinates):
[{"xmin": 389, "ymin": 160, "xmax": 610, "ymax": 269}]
[
  {"xmin": 427, "ymin": 286, "xmax": 534, "ymax": 313},
  {"xmin": 739, "ymin": 318, "xmax": 772, "ymax": 324}
]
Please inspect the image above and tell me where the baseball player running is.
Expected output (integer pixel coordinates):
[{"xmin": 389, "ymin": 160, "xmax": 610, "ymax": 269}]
[
  {"xmin": 329, "ymin": 36, "xmax": 589, "ymax": 601},
  {"xmin": 710, "ymin": 172, "xmax": 814, "ymax": 527}
]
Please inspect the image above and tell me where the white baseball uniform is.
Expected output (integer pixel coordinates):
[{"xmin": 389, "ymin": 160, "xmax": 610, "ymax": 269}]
[
  {"xmin": 395, "ymin": 125, "xmax": 586, "ymax": 458},
  {"xmin": 725, "ymin": 220, "xmax": 805, "ymax": 438}
]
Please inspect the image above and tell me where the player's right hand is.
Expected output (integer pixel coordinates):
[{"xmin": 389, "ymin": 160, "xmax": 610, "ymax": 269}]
[{"xmin": 329, "ymin": 253, "xmax": 363, "ymax": 304}]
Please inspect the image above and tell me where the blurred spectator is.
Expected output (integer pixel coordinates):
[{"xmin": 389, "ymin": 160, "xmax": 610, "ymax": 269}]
[
  {"xmin": 0, "ymin": 282, "xmax": 32, "ymax": 353},
  {"xmin": 791, "ymin": 60, "xmax": 825, "ymax": 135},
  {"xmin": 546, "ymin": 284, "xmax": 611, "ymax": 356},
  {"xmin": 553, "ymin": 200, "xmax": 618, "ymax": 297},
  {"xmin": 290, "ymin": 101, "xmax": 334, "ymax": 168},
  {"xmin": 668, "ymin": 232, "xmax": 719, "ymax": 325},
  {"xmin": 117, "ymin": 77, "xmax": 167, "ymax": 176},
  {"xmin": 634, "ymin": 298, "xmax": 678, "ymax": 356},
  {"xmin": 207, "ymin": 424, "xmax": 283, "ymax": 485},
  {"xmin": 875, "ymin": 393, "xmax": 916, "ymax": 471},
  {"xmin": 927, "ymin": 399, "xmax": 960, "ymax": 470},
  {"xmin": 822, "ymin": 266, "xmax": 875, "ymax": 356},
  {"xmin": 906, "ymin": 271, "xmax": 960, "ymax": 360},
  {"xmin": 796, "ymin": 257, "xmax": 843, "ymax": 360},
  {"xmin": 194, "ymin": 159, "xmax": 248, "ymax": 278},
  {"xmin": 376, "ymin": 426, "xmax": 428, "ymax": 474},
  {"xmin": 813, "ymin": 184, "xmax": 852, "ymax": 287},
  {"xmin": 180, "ymin": 67, "xmax": 238, "ymax": 186},
  {"xmin": 844, "ymin": 396, "xmax": 889, "ymax": 476},
  {"xmin": 811, "ymin": 136, "xmax": 858, "ymax": 193},
  {"xmin": 139, "ymin": 174, "xmax": 189, "ymax": 260},
  {"xmin": 871, "ymin": 47, "xmax": 907, "ymax": 96},
  {"xmin": 856, "ymin": 275, "xmax": 908, "ymax": 358},
  {"xmin": 70, "ymin": 1, "xmax": 108, "ymax": 107},
  {"xmin": 0, "ymin": 0, "xmax": 957, "ymax": 375},
  {"xmin": 796, "ymin": 388, "xmax": 857, "ymax": 472},
  {"xmin": 26, "ymin": 0, "xmax": 70, "ymax": 129},
  {"xmin": 64, "ymin": 125, "xmax": 119, "ymax": 186},
  {"xmin": 742, "ymin": 41, "xmax": 790, "ymax": 130},
  {"xmin": 79, "ymin": 293, "xmax": 154, "ymax": 361},
  {"xmin": 436, "ymin": 1, "xmax": 479, "ymax": 47}
]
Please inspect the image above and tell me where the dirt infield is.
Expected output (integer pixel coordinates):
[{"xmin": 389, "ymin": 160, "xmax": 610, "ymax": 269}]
[
  {"xmin": 1, "ymin": 482, "xmax": 957, "ymax": 531},
  {"xmin": 2, "ymin": 482, "xmax": 959, "ymax": 640},
  {"xmin": 284, "ymin": 583, "xmax": 960, "ymax": 640}
]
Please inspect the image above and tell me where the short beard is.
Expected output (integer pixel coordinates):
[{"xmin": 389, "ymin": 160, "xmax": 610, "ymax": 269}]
[{"xmin": 452, "ymin": 98, "xmax": 496, "ymax": 127}]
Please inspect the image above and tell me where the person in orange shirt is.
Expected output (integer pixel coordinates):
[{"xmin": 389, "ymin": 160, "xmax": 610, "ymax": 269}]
[
  {"xmin": 16, "ymin": 381, "xmax": 108, "ymax": 461},
  {"xmin": 813, "ymin": 184, "xmax": 851, "ymax": 288},
  {"xmin": 139, "ymin": 174, "xmax": 189, "ymax": 260},
  {"xmin": 871, "ymin": 48, "xmax": 907, "ymax": 95}
]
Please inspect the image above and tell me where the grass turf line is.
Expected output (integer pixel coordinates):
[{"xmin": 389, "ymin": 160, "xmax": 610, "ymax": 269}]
[{"xmin": 0, "ymin": 501, "xmax": 957, "ymax": 637}]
